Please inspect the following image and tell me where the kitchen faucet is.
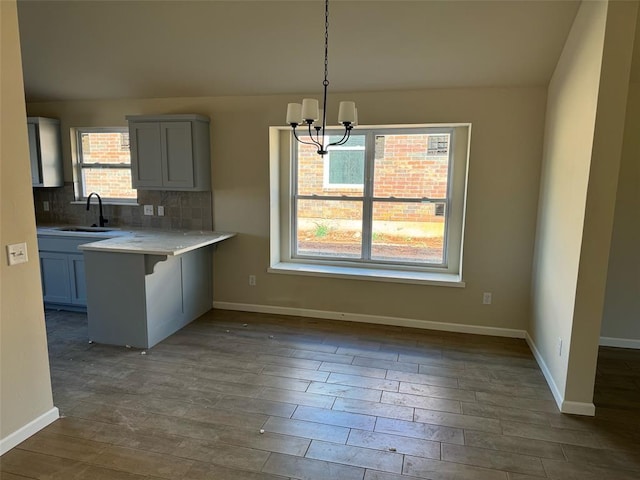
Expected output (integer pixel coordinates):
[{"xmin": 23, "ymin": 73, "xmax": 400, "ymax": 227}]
[{"xmin": 86, "ymin": 192, "xmax": 108, "ymax": 227}]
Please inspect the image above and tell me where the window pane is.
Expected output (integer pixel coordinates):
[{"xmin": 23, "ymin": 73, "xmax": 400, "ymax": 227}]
[
  {"xmin": 80, "ymin": 132, "xmax": 130, "ymax": 165},
  {"xmin": 82, "ymin": 168, "xmax": 137, "ymax": 199},
  {"xmin": 373, "ymin": 133, "xmax": 450, "ymax": 199},
  {"xmin": 297, "ymin": 134, "xmax": 364, "ymax": 196},
  {"xmin": 328, "ymin": 150, "xmax": 364, "ymax": 185},
  {"xmin": 371, "ymin": 201, "xmax": 446, "ymax": 264},
  {"xmin": 296, "ymin": 199, "xmax": 362, "ymax": 258}
]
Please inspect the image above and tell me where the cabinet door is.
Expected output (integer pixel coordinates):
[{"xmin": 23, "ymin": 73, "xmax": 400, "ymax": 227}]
[
  {"xmin": 161, "ymin": 121, "xmax": 194, "ymax": 188},
  {"xmin": 28, "ymin": 123, "xmax": 42, "ymax": 186},
  {"xmin": 130, "ymin": 122, "xmax": 163, "ymax": 187},
  {"xmin": 40, "ymin": 252, "xmax": 71, "ymax": 304},
  {"xmin": 69, "ymin": 254, "xmax": 87, "ymax": 306}
]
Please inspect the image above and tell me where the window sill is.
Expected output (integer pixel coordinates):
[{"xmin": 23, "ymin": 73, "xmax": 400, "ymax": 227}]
[{"xmin": 268, "ymin": 262, "xmax": 465, "ymax": 287}]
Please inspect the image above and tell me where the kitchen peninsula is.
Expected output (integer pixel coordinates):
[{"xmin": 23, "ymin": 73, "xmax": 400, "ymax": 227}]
[{"xmin": 78, "ymin": 230, "xmax": 234, "ymax": 348}]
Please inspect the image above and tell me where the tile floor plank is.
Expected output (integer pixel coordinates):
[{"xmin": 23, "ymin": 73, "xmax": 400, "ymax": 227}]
[
  {"xmin": 305, "ymin": 440, "xmax": 403, "ymax": 473},
  {"xmin": 347, "ymin": 429, "xmax": 441, "ymax": 459},
  {"xmin": 262, "ymin": 452, "xmax": 365, "ymax": 480}
]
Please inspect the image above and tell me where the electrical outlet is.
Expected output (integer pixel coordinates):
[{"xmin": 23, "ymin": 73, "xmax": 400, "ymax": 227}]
[
  {"xmin": 6, "ymin": 242, "xmax": 28, "ymax": 266},
  {"xmin": 43, "ymin": 201, "xmax": 50, "ymax": 212},
  {"xmin": 557, "ymin": 337, "xmax": 563, "ymax": 357},
  {"xmin": 143, "ymin": 205, "xmax": 154, "ymax": 216},
  {"xmin": 482, "ymin": 292, "xmax": 492, "ymax": 305},
  {"xmin": 157, "ymin": 205, "xmax": 165, "ymax": 216},
  {"xmin": 249, "ymin": 275, "xmax": 256, "ymax": 286}
]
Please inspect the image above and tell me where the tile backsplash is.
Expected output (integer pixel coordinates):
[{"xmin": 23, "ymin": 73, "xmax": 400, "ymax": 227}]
[{"xmin": 34, "ymin": 184, "xmax": 213, "ymax": 231}]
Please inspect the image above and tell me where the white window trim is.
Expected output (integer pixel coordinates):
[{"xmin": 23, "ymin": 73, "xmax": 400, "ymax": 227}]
[
  {"xmin": 72, "ymin": 126, "xmax": 137, "ymax": 204},
  {"xmin": 269, "ymin": 123, "xmax": 471, "ymax": 286}
]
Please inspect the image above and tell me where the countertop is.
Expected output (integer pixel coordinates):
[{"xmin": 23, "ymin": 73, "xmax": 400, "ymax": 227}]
[
  {"xmin": 37, "ymin": 226, "xmax": 235, "ymax": 256},
  {"xmin": 79, "ymin": 231, "xmax": 235, "ymax": 256}
]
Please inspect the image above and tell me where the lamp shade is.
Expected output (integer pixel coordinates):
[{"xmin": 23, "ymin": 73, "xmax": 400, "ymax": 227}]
[
  {"xmin": 301, "ymin": 98, "xmax": 320, "ymax": 121},
  {"xmin": 286, "ymin": 103, "xmax": 303, "ymax": 125},
  {"xmin": 338, "ymin": 101, "xmax": 356, "ymax": 124}
]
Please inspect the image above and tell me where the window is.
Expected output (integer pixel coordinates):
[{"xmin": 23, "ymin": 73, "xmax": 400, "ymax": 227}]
[
  {"xmin": 270, "ymin": 124, "xmax": 470, "ymax": 284},
  {"xmin": 323, "ymin": 135, "xmax": 365, "ymax": 188},
  {"xmin": 427, "ymin": 134, "xmax": 449, "ymax": 157},
  {"xmin": 74, "ymin": 127, "xmax": 137, "ymax": 202}
]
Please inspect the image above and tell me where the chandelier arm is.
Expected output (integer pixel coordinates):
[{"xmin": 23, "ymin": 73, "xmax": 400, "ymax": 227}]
[
  {"xmin": 307, "ymin": 123, "xmax": 324, "ymax": 149},
  {"xmin": 328, "ymin": 127, "xmax": 352, "ymax": 147},
  {"xmin": 292, "ymin": 126, "xmax": 323, "ymax": 149}
]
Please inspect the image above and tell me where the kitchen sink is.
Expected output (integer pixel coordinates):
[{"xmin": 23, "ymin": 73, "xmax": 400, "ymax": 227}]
[{"xmin": 56, "ymin": 226, "xmax": 117, "ymax": 232}]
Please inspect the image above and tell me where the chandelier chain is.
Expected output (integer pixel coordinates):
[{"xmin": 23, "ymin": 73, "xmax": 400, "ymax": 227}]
[{"xmin": 324, "ymin": 0, "xmax": 329, "ymax": 88}]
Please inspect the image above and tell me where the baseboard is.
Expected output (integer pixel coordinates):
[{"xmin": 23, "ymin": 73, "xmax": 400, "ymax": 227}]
[
  {"xmin": 0, "ymin": 407, "xmax": 59, "ymax": 455},
  {"xmin": 600, "ymin": 336, "xmax": 640, "ymax": 349},
  {"xmin": 212, "ymin": 301, "xmax": 526, "ymax": 339},
  {"xmin": 524, "ymin": 332, "xmax": 564, "ymax": 412},
  {"xmin": 561, "ymin": 400, "xmax": 596, "ymax": 416},
  {"xmin": 524, "ymin": 333, "xmax": 595, "ymax": 417}
]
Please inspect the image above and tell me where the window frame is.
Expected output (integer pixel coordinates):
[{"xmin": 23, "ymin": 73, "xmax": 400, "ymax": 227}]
[
  {"xmin": 73, "ymin": 126, "xmax": 137, "ymax": 203},
  {"xmin": 269, "ymin": 123, "xmax": 471, "ymax": 286}
]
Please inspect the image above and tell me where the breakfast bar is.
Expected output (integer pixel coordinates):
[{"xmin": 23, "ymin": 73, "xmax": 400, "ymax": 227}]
[{"xmin": 79, "ymin": 231, "xmax": 234, "ymax": 348}]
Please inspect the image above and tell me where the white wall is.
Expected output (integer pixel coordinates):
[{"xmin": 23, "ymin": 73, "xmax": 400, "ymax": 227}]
[
  {"xmin": 27, "ymin": 86, "xmax": 546, "ymax": 335},
  {"xmin": 529, "ymin": 0, "xmax": 637, "ymax": 414},
  {"xmin": 0, "ymin": 0, "xmax": 57, "ymax": 454}
]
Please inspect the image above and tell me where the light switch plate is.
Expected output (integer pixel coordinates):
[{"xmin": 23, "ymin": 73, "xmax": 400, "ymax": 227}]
[
  {"xmin": 157, "ymin": 206, "xmax": 165, "ymax": 216},
  {"xmin": 143, "ymin": 205, "xmax": 154, "ymax": 216},
  {"xmin": 7, "ymin": 242, "xmax": 28, "ymax": 266}
]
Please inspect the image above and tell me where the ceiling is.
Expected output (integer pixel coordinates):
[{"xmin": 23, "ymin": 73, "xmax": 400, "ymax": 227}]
[{"xmin": 17, "ymin": 0, "xmax": 583, "ymax": 103}]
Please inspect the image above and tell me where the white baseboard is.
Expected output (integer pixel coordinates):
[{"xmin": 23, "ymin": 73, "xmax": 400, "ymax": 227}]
[
  {"xmin": 561, "ymin": 400, "xmax": 596, "ymax": 416},
  {"xmin": 600, "ymin": 336, "xmax": 640, "ymax": 349},
  {"xmin": 525, "ymin": 332, "xmax": 564, "ymax": 412},
  {"xmin": 0, "ymin": 407, "xmax": 59, "ymax": 455},
  {"xmin": 212, "ymin": 301, "xmax": 526, "ymax": 339},
  {"xmin": 525, "ymin": 333, "xmax": 595, "ymax": 417}
]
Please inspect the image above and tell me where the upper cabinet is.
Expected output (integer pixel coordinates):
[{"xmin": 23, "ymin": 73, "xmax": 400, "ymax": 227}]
[
  {"xmin": 126, "ymin": 114, "xmax": 211, "ymax": 191},
  {"xmin": 28, "ymin": 117, "xmax": 64, "ymax": 187}
]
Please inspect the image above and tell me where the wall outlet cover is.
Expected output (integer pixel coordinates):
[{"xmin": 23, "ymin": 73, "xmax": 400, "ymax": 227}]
[{"xmin": 143, "ymin": 205, "xmax": 154, "ymax": 216}]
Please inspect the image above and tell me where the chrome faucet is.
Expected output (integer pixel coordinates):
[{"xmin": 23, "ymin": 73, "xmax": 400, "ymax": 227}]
[{"xmin": 86, "ymin": 192, "xmax": 108, "ymax": 227}]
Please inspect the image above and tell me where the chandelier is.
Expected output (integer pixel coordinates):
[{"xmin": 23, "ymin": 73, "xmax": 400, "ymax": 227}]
[{"xmin": 285, "ymin": 0, "xmax": 357, "ymax": 156}]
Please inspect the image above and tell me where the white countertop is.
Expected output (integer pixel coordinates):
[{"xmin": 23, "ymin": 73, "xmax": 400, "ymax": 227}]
[
  {"xmin": 78, "ymin": 230, "xmax": 235, "ymax": 256},
  {"xmin": 37, "ymin": 226, "xmax": 235, "ymax": 256}
]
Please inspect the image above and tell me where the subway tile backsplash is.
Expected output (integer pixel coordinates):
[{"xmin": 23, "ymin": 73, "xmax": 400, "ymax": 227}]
[{"xmin": 33, "ymin": 184, "xmax": 213, "ymax": 231}]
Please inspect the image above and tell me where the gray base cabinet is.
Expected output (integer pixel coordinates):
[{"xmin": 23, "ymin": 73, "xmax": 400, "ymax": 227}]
[
  {"xmin": 28, "ymin": 117, "xmax": 63, "ymax": 187},
  {"xmin": 84, "ymin": 247, "xmax": 213, "ymax": 348},
  {"xmin": 127, "ymin": 114, "xmax": 211, "ymax": 191},
  {"xmin": 38, "ymin": 235, "xmax": 104, "ymax": 310}
]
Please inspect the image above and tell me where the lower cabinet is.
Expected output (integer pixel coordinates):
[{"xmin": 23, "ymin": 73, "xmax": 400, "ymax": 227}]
[
  {"xmin": 40, "ymin": 252, "xmax": 71, "ymax": 304},
  {"xmin": 40, "ymin": 252, "xmax": 87, "ymax": 307},
  {"xmin": 38, "ymin": 234, "xmax": 111, "ymax": 310},
  {"xmin": 84, "ymin": 246, "xmax": 213, "ymax": 348}
]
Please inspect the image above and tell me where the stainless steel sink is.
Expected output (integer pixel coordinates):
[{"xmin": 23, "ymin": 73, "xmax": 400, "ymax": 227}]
[{"xmin": 56, "ymin": 226, "xmax": 116, "ymax": 232}]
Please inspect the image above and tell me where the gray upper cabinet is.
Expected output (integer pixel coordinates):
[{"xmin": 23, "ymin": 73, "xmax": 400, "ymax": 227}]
[
  {"xmin": 127, "ymin": 114, "xmax": 211, "ymax": 191},
  {"xmin": 28, "ymin": 117, "xmax": 64, "ymax": 187}
]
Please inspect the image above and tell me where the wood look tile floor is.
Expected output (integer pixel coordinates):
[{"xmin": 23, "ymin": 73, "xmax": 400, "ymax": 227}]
[{"xmin": 2, "ymin": 309, "xmax": 640, "ymax": 479}]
